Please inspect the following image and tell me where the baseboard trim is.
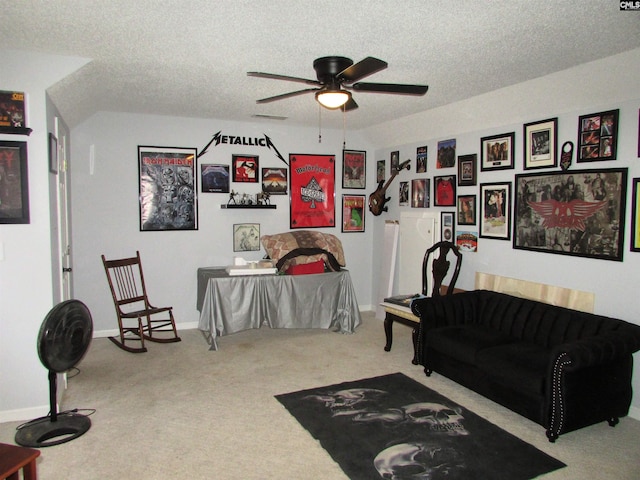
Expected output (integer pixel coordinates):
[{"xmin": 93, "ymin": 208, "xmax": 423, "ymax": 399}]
[
  {"xmin": 93, "ymin": 322, "xmax": 199, "ymax": 338},
  {"xmin": 0, "ymin": 405, "xmax": 50, "ymax": 424}
]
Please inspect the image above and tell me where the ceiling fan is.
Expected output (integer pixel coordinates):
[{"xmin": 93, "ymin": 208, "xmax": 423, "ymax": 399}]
[{"xmin": 248, "ymin": 56, "xmax": 428, "ymax": 111}]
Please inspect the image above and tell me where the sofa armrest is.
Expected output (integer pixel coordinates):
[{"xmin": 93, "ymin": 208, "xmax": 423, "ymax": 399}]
[
  {"xmin": 411, "ymin": 292, "xmax": 478, "ymax": 329},
  {"xmin": 553, "ymin": 332, "xmax": 640, "ymax": 370}
]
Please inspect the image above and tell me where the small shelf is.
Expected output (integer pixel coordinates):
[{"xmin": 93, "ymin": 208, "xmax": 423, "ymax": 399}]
[
  {"xmin": 0, "ymin": 126, "xmax": 32, "ymax": 136},
  {"xmin": 221, "ymin": 204, "xmax": 277, "ymax": 209}
]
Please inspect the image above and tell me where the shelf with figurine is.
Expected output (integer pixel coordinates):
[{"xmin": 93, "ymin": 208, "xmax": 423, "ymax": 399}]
[{"xmin": 221, "ymin": 190, "xmax": 277, "ymax": 209}]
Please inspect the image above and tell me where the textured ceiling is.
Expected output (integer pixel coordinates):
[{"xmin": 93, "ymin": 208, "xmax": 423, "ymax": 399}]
[{"xmin": 1, "ymin": 1, "xmax": 639, "ymax": 130}]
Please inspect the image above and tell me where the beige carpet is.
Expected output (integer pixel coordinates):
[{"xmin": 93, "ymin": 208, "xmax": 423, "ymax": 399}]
[{"xmin": 1, "ymin": 311, "xmax": 639, "ymax": 479}]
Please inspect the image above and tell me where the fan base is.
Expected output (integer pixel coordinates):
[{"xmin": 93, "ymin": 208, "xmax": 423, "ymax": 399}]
[{"xmin": 15, "ymin": 412, "xmax": 91, "ymax": 448}]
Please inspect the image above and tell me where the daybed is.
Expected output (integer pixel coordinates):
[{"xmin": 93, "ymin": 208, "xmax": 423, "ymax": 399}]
[{"xmin": 411, "ymin": 289, "xmax": 640, "ymax": 441}]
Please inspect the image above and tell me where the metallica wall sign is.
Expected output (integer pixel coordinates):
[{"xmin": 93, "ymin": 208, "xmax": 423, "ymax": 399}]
[{"xmin": 289, "ymin": 154, "xmax": 335, "ymax": 229}]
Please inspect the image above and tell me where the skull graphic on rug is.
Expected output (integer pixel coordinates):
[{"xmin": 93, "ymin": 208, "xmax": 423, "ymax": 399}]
[{"xmin": 374, "ymin": 442, "xmax": 466, "ymax": 480}]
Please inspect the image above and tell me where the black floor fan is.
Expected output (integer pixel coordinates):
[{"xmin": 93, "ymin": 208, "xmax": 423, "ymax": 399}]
[{"xmin": 15, "ymin": 299, "xmax": 94, "ymax": 448}]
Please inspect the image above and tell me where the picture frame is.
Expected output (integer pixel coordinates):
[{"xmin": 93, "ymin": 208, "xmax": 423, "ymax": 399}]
[
  {"xmin": 0, "ymin": 90, "xmax": 30, "ymax": 135},
  {"xmin": 201, "ymin": 164, "xmax": 230, "ymax": 193},
  {"xmin": 390, "ymin": 151, "xmax": 399, "ymax": 173},
  {"xmin": 441, "ymin": 211, "xmax": 455, "ymax": 242},
  {"xmin": 399, "ymin": 181, "xmax": 409, "ymax": 206},
  {"xmin": 457, "ymin": 194, "xmax": 477, "ymax": 225},
  {"xmin": 233, "ymin": 223, "xmax": 260, "ymax": 252},
  {"xmin": 0, "ymin": 140, "xmax": 30, "ymax": 224},
  {"xmin": 411, "ymin": 178, "xmax": 430, "ymax": 208},
  {"xmin": 434, "ymin": 175, "xmax": 456, "ymax": 206},
  {"xmin": 514, "ymin": 168, "xmax": 627, "ymax": 261},
  {"xmin": 523, "ymin": 118, "xmax": 557, "ymax": 169},
  {"xmin": 232, "ymin": 154, "xmax": 258, "ymax": 182},
  {"xmin": 138, "ymin": 145, "xmax": 198, "ymax": 231},
  {"xmin": 457, "ymin": 153, "xmax": 477, "ymax": 186},
  {"xmin": 376, "ymin": 160, "xmax": 385, "ymax": 183},
  {"xmin": 631, "ymin": 178, "xmax": 640, "ymax": 252},
  {"xmin": 480, "ymin": 182, "xmax": 511, "ymax": 240},
  {"xmin": 342, "ymin": 195, "xmax": 365, "ymax": 232},
  {"xmin": 456, "ymin": 230, "xmax": 478, "ymax": 252},
  {"xmin": 342, "ymin": 150, "xmax": 366, "ymax": 189},
  {"xmin": 49, "ymin": 132, "xmax": 58, "ymax": 174},
  {"xmin": 262, "ymin": 167, "xmax": 288, "ymax": 195},
  {"xmin": 577, "ymin": 109, "xmax": 618, "ymax": 162},
  {"xmin": 480, "ymin": 132, "xmax": 515, "ymax": 171},
  {"xmin": 289, "ymin": 153, "xmax": 335, "ymax": 229},
  {"xmin": 437, "ymin": 138, "xmax": 456, "ymax": 168},
  {"xmin": 416, "ymin": 145, "xmax": 427, "ymax": 173}
]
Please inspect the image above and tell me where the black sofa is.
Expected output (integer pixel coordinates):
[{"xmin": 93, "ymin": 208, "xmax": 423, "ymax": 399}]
[{"xmin": 411, "ymin": 289, "xmax": 640, "ymax": 441}]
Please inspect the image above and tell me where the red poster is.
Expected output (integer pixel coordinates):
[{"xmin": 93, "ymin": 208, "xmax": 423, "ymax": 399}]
[{"xmin": 289, "ymin": 153, "xmax": 335, "ymax": 229}]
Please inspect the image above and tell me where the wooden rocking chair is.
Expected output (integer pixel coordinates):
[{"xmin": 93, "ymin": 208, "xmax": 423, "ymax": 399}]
[{"xmin": 101, "ymin": 251, "xmax": 181, "ymax": 353}]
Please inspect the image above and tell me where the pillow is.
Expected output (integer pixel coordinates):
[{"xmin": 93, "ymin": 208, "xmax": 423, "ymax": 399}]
[
  {"xmin": 286, "ymin": 259, "xmax": 326, "ymax": 275},
  {"xmin": 261, "ymin": 231, "xmax": 346, "ymax": 272}
]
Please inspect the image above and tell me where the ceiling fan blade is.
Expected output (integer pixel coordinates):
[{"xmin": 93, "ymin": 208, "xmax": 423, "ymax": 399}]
[
  {"xmin": 343, "ymin": 97, "xmax": 359, "ymax": 111},
  {"xmin": 256, "ymin": 88, "xmax": 320, "ymax": 104},
  {"xmin": 338, "ymin": 57, "xmax": 387, "ymax": 83},
  {"xmin": 247, "ymin": 71, "xmax": 321, "ymax": 86},
  {"xmin": 352, "ymin": 82, "xmax": 429, "ymax": 95}
]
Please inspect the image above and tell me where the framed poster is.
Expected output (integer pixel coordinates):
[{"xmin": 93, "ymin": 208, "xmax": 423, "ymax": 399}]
[
  {"xmin": 441, "ymin": 211, "xmax": 455, "ymax": 242},
  {"xmin": 514, "ymin": 168, "xmax": 627, "ymax": 261},
  {"xmin": 480, "ymin": 132, "xmax": 514, "ymax": 171},
  {"xmin": 434, "ymin": 175, "xmax": 456, "ymax": 206},
  {"xmin": 342, "ymin": 195, "xmax": 365, "ymax": 232},
  {"xmin": 480, "ymin": 182, "xmax": 511, "ymax": 240},
  {"xmin": 0, "ymin": 90, "xmax": 27, "ymax": 128},
  {"xmin": 0, "ymin": 140, "xmax": 30, "ymax": 224},
  {"xmin": 232, "ymin": 154, "xmax": 258, "ymax": 182},
  {"xmin": 457, "ymin": 154, "xmax": 477, "ymax": 186},
  {"xmin": 411, "ymin": 178, "xmax": 430, "ymax": 208},
  {"xmin": 201, "ymin": 164, "xmax": 229, "ymax": 193},
  {"xmin": 631, "ymin": 178, "xmax": 640, "ymax": 252},
  {"xmin": 399, "ymin": 181, "xmax": 409, "ymax": 206},
  {"xmin": 289, "ymin": 153, "xmax": 335, "ymax": 229},
  {"xmin": 342, "ymin": 150, "xmax": 366, "ymax": 189},
  {"xmin": 262, "ymin": 167, "xmax": 288, "ymax": 195},
  {"xmin": 233, "ymin": 223, "xmax": 260, "ymax": 252},
  {"xmin": 458, "ymin": 195, "xmax": 477, "ymax": 225},
  {"xmin": 138, "ymin": 146, "xmax": 197, "ymax": 231},
  {"xmin": 376, "ymin": 160, "xmax": 385, "ymax": 183},
  {"xmin": 523, "ymin": 118, "xmax": 557, "ymax": 169},
  {"xmin": 577, "ymin": 109, "xmax": 618, "ymax": 162},
  {"xmin": 416, "ymin": 145, "xmax": 427, "ymax": 173},
  {"xmin": 390, "ymin": 151, "xmax": 399, "ymax": 173},
  {"xmin": 437, "ymin": 139, "xmax": 456, "ymax": 168}
]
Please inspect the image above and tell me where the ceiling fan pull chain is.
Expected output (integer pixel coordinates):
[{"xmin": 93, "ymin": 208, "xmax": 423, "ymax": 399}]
[
  {"xmin": 318, "ymin": 104, "xmax": 322, "ymax": 143},
  {"xmin": 342, "ymin": 107, "xmax": 346, "ymax": 149}
]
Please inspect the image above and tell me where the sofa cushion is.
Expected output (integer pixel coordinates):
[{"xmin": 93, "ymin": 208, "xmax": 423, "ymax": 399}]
[
  {"xmin": 426, "ymin": 325, "xmax": 515, "ymax": 365},
  {"xmin": 476, "ymin": 342, "xmax": 550, "ymax": 395}
]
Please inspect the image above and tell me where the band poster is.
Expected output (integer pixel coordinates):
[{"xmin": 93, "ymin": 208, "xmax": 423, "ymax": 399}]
[
  {"xmin": 138, "ymin": 146, "xmax": 198, "ymax": 231},
  {"xmin": 289, "ymin": 154, "xmax": 335, "ymax": 229}
]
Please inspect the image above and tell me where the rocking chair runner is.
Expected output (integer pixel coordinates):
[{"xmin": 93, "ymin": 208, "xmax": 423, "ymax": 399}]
[{"xmin": 101, "ymin": 251, "xmax": 181, "ymax": 353}]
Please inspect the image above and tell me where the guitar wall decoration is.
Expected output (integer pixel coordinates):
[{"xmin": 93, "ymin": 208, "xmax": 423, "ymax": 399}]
[{"xmin": 368, "ymin": 159, "xmax": 411, "ymax": 216}]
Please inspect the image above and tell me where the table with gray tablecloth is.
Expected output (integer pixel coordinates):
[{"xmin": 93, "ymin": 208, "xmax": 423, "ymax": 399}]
[{"xmin": 197, "ymin": 267, "xmax": 362, "ymax": 350}]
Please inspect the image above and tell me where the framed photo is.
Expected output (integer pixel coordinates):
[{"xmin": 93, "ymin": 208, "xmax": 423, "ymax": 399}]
[
  {"xmin": 342, "ymin": 195, "xmax": 365, "ymax": 232},
  {"xmin": 437, "ymin": 139, "xmax": 456, "ymax": 168},
  {"xmin": 457, "ymin": 195, "xmax": 477, "ymax": 225},
  {"xmin": 514, "ymin": 168, "xmax": 627, "ymax": 261},
  {"xmin": 399, "ymin": 181, "xmax": 409, "ymax": 206},
  {"xmin": 416, "ymin": 145, "xmax": 427, "ymax": 173},
  {"xmin": 0, "ymin": 140, "xmax": 30, "ymax": 224},
  {"xmin": 480, "ymin": 182, "xmax": 511, "ymax": 240},
  {"xmin": 441, "ymin": 211, "xmax": 455, "ymax": 242},
  {"xmin": 289, "ymin": 153, "xmax": 335, "ymax": 229},
  {"xmin": 376, "ymin": 160, "xmax": 385, "ymax": 183},
  {"xmin": 434, "ymin": 175, "xmax": 456, "ymax": 206},
  {"xmin": 457, "ymin": 154, "xmax": 477, "ymax": 186},
  {"xmin": 262, "ymin": 167, "xmax": 288, "ymax": 195},
  {"xmin": 390, "ymin": 151, "xmax": 399, "ymax": 173},
  {"xmin": 577, "ymin": 109, "xmax": 618, "ymax": 162},
  {"xmin": 0, "ymin": 90, "xmax": 27, "ymax": 128},
  {"xmin": 233, "ymin": 223, "xmax": 260, "ymax": 252},
  {"xmin": 49, "ymin": 133, "xmax": 58, "ymax": 174},
  {"xmin": 201, "ymin": 164, "xmax": 229, "ymax": 193},
  {"xmin": 631, "ymin": 178, "xmax": 640, "ymax": 252},
  {"xmin": 411, "ymin": 178, "xmax": 430, "ymax": 208},
  {"xmin": 138, "ymin": 146, "xmax": 197, "ymax": 231},
  {"xmin": 342, "ymin": 150, "xmax": 366, "ymax": 189},
  {"xmin": 232, "ymin": 154, "xmax": 258, "ymax": 182},
  {"xmin": 523, "ymin": 118, "xmax": 557, "ymax": 169},
  {"xmin": 481, "ymin": 132, "xmax": 515, "ymax": 171}
]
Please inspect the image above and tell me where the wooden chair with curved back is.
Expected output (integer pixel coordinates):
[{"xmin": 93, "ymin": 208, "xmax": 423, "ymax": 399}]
[
  {"xmin": 422, "ymin": 240, "xmax": 463, "ymax": 297},
  {"xmin": 101, "ymin": 251, "xmax": 181, "ymax": 353}
]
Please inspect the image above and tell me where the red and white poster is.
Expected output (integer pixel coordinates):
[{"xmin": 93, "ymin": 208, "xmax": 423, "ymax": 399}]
[{"xmin": 289, "ymin": 154, "xmax": 335, "ymax": 229}]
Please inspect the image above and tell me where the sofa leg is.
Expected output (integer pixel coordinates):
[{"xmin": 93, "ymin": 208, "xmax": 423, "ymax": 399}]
[
  {"xmin": 545, "ymin": 429, "xmax": 558, "ymax": 443},
  {"xmin": 607, "ymin": 417, "xmax": 619, "ymax": 427},
  {"xmin": 424, "ymin": 367, "xmax": 432, "ymax": 377}
]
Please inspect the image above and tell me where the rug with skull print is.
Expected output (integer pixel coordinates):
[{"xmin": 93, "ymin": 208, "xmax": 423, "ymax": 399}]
[{"xmin": 275, "ymin": 373, "xmax": 565, "ymax": 480}]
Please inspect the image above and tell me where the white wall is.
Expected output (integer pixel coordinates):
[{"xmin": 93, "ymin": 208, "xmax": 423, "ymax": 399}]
[
  {"xmin": 70, "ymin": 114, "xmax": 375, "ymax": 334},
  {"xmin": 362, "ymin": 47, "xmax": 640, "ymax": 416}
]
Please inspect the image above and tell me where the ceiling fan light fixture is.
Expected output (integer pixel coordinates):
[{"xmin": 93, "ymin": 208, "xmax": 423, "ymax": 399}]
[{"xmin": 315, "ymin": 89, "xmax": 351, "ymax": 109}]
